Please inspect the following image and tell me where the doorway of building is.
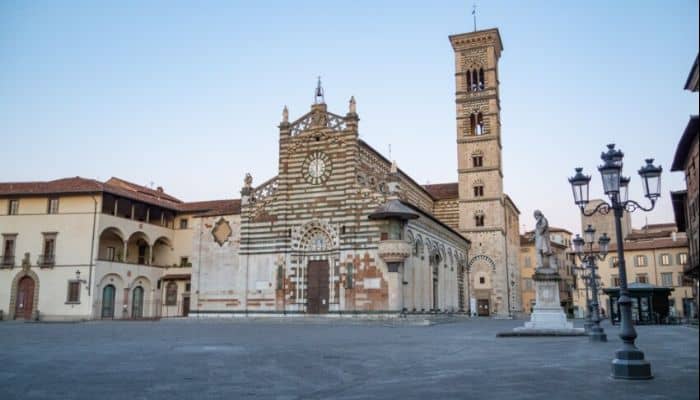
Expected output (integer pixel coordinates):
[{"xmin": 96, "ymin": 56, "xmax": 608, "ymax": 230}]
[
  {"xmin": 307, "ymin": 260, "xmax": 329, "ymax": 314},
  {"xmin": 432, "ymin": 266, "xmax": 439, "ymax": 311},
  {"xmin": 14, "ymin": 276, "xmax": 35, "ymax": 320},
  {"xmin": 477, "ymin": 299, "xmax": 490, "ymax": 316},
  {"xmin": 182, "ymin": 295, "xmax": 190, "ymax": 317},
  {"xmin": 101, "ymin": 284, "xmax": 116, "ymax": 318},
  {"xmin": 131, "ymin": 286, "xmax": 144, "ymax": 318}
]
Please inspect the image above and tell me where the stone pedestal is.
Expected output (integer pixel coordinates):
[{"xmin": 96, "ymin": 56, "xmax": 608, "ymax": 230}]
[{"xmin": 504, "ymin": 269, "xmax": 585, "ymax": 336}]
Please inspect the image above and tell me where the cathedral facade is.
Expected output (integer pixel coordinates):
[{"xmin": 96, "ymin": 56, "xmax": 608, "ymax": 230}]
[{"xmin": 191, "ymin": 98, "xmax": 470, "ymax": 315}]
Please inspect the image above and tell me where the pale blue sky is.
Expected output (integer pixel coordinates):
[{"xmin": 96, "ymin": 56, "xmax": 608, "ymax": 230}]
[{"xmin": 1, "ymin": 1, "xmax": 698, "ymax": 235}]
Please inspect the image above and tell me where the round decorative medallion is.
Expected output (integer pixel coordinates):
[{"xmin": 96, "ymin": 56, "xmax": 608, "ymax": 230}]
[{"xmin": 302, "ymin": 151, "xmax": 332, "ymax": 185}]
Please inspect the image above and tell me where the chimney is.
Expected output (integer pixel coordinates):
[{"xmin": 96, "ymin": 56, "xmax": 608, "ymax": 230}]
[{"xmin": 156, "ymin": 186, "xmax": 164, "ymax": 193}]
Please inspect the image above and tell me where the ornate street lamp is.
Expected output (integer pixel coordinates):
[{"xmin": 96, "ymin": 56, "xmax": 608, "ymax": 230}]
[
  {"xmin": 568, "ymin": 143, "xmax": 661, "ymax": 380},
  {"xmin": 573, "ymin": 227, "xmax": 609, "ymax": 342}
]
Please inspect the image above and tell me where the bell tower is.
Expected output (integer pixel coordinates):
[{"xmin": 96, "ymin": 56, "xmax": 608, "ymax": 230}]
[
  {"xmin": 450, "ymin": 28, "xmax": 519, "ymax": 317},
  {"xmin": 450, "ymin": 28, "xmax": 504, "ymax": 218}
]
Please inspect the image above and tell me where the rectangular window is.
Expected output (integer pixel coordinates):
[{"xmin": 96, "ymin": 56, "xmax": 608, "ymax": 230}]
[
  {"xmin": 678, "ymin": 253, "xmax": 688, "ymax": 265},
  {"xmin": 67, "ymin": 281, "xmax": 80, "ymax": 303},
  {"xmin": 473, "ymin": 186, "xmax": 484, "ymax": 197},
  {"xmin": 185, "ymin": 283, "xmax": 191, "ymax": 292},
  {"xmin": 635, "ymin": 255, "xmax": 647, "ymax": 267},
  {"xmin": 678, "ymin": 274, "xmax": 684, "ymax": 286},
  {"xmin": 180, "ymin": 257, "xmax": 190, "ymax": 267},
  {"xmin": 472, "ymin": 156, "xmax": 483, "ymax": 167},
  {"xmin": 610, "ymin": 257, "xmax": 618, "ymax": 268},
  {"xmin": 41, "ymin": 234, "xmax": 56, "ymax": 266},
  {"xmin": 48, "ymin": 198, "xmax": 59, "ymax": 214},
  {"xmin": 660, "ymin": 254, "xmax": 671, "ymax": 266},
  {"xmin": 475, "ymin": 215, "xmax": 485, "ymax": 227},
  {"xmin": 179, "ymin": 218, "xmax": 188, "ymax": 229},
  {"xmin": 479, "ymin": 276, "xmax": 486, "ymax": 284},
  {"xmin": 636, "ymin": 274, "xmax": 648, "ymax": 284},
  {"xmin": 2, "ymin": 236, "xmax": 16, "ymax": 267},
  {"xmin": 611, "ymin": 276, "xmax": 620, "ymax": 287},
  {"xmin": 8, "ymin": 200, "xmax": 19, "ymax": 215},
  {"xmin": 661, "ymin": 272, "xmax": 673, "ymax": 287}
]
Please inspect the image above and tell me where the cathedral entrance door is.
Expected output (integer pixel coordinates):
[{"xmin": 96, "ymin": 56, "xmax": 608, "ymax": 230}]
[
  {"xmin": 307, "ymin": 260, "xmax": 329, "ymax": 314},
  {"xmin": 477, "ymin": 299, "xmax": 490, "ymax": 316}
]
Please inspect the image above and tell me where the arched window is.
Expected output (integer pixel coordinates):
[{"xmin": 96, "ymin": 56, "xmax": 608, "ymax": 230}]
[
  {"xmin": 415, "ymin": 237, "xmax": 424, "ymax": 258},
  {"xmin": 165, "ymin": 282, "xmax": 178, "ymax": 306},
  {"xmin": 476, "ymin": 113, "xmax": 484, "ymax": 135},
  {"xmin": 466, "ymin": 71, "xmax": 472, "ymax": 92},
  {"xmin": 478, "ymin": 68, "xmax": 485, "ymax": 90},
  {"xmin": 471, "ymin": 70, "xmax": 478, "ymax": 92},
  {"xmin": 469, "ymin": 114, "xmax": 476, "ymax": 135}
]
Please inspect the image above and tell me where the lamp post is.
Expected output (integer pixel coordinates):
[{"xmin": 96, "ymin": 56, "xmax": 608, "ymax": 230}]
[
  {"xmin": 573, "ymin": 226, "xmax": 610, "ymax": 342},
  {"xmin": 568, "ymin": 143, "xmax": 661, "ymax": 380}
]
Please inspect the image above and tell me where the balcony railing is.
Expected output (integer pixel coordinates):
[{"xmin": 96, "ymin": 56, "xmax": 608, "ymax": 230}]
[
  {"xmin": 1, "ymin": 255, "xmax": 14, "ymax": 268},
  {"xmin": 38, "ymin": 254, "xmax": 55, "ymax": 268},
  {"xmin": 96, "ymin": 258, "xmax": 169, "ymax": 268}
]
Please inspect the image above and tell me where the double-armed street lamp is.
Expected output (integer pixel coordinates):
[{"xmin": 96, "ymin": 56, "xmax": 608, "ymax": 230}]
[
  {"xmin": 568, "ymin": 143, "xmax": 662, "ymax": 380},
  {"xmin": 573, "ymin": 225, "xmax": 610, "ymax": 342}
]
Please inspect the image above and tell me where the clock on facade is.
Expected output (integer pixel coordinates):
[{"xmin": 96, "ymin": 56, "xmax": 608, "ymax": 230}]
[{"xmin": 302, "ymin": 151, "xmax": 332, "ymax": 185}]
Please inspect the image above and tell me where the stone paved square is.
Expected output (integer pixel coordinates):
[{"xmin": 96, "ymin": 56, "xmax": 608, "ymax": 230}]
[{"xmin": 0, "ymin": 318, "xmax": 697, "ymax": 400}]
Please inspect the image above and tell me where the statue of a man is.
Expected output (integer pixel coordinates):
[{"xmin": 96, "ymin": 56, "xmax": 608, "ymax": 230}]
[{"xmin": 534, "ymin": 210, "xmax": 556, "ymax": 270}]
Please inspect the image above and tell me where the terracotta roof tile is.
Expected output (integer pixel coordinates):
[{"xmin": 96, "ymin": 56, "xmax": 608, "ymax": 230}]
[
  {"xmin": 0, "ymin": 176, "xmax": 241, "ymax": 215},
  {"xmin": 0, "ymin": 177, "xmax": 103, "ymax": 196},
  {"xmin": 104, "ymin": 177, "xmax": 182, "ymax": 203},
  {"xmin": 423, "ymin": 182, "xmax": 459, "ymax": 200},
  {"xmin": 183, "ymin": 199, "xmax": 241, "ymax": 216}
]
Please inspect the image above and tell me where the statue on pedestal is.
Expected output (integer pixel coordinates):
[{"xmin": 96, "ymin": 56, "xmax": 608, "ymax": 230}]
[
  {"xmin": 498, "ymin": 209, "xmax": 584, "ymax": 336},
  {"xmin": 534, "ymin": 210, "xmax": 558, "ymax": 272}
]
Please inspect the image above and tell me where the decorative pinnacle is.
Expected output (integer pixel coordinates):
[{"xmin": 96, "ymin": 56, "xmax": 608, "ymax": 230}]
[
  {"xmin": 390, "ymin": 160, "xmax": 398, "ymax": 175},
  {"xmin": 282, "ymin": 105, "xmax": 289, "ymax": 124},
  {"xmin": 314, "ymin": 76, "xmax": 325, "ymax": 104},
  {"xmin": 349, "ymin": 96, "xmax": 356, "ymax": 114}
]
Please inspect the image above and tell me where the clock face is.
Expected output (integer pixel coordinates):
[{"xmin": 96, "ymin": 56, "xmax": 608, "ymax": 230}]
[{"xmin": 302, "ymin": 151, "xmax": 332, "ymax": 185}]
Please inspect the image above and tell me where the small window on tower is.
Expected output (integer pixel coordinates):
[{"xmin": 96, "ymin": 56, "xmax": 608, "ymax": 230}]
[
  {"xmin": 476, "ymin": 113, "xmax": 484, "ymax": 135},
  {"xmin": 473, "ymin": 185, "xmax": 484, "ymax": 197},
  {"xmin": 472, "ymin": 156, "xmax": 483, "ymax": 167},
  {"xmin": 469, "ymin": 114, "xmax": 477, "ymax": 136},
  {"xmin": 475, "ymin": 214, "xmax": 485, "ymax": 227},
  {"xmin": 471, "ymin": 70, "xmax": 479, "ymax": 92},
  {"xmin": 478, "ymin": 68, "xmax": 485, "ymax": 90}
]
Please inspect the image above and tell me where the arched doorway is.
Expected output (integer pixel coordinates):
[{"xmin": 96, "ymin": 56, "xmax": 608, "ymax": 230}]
[
  {"xmin": 101, "ymin": 284, "xmax": 116, "ymax": 318},
  {"xmin": 14, "ymin": 276, "xmax": 35, "ymax": 320},
  {"xmin": 131, "ymin": 286, "xmax": 144, "ymax": 318}
]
